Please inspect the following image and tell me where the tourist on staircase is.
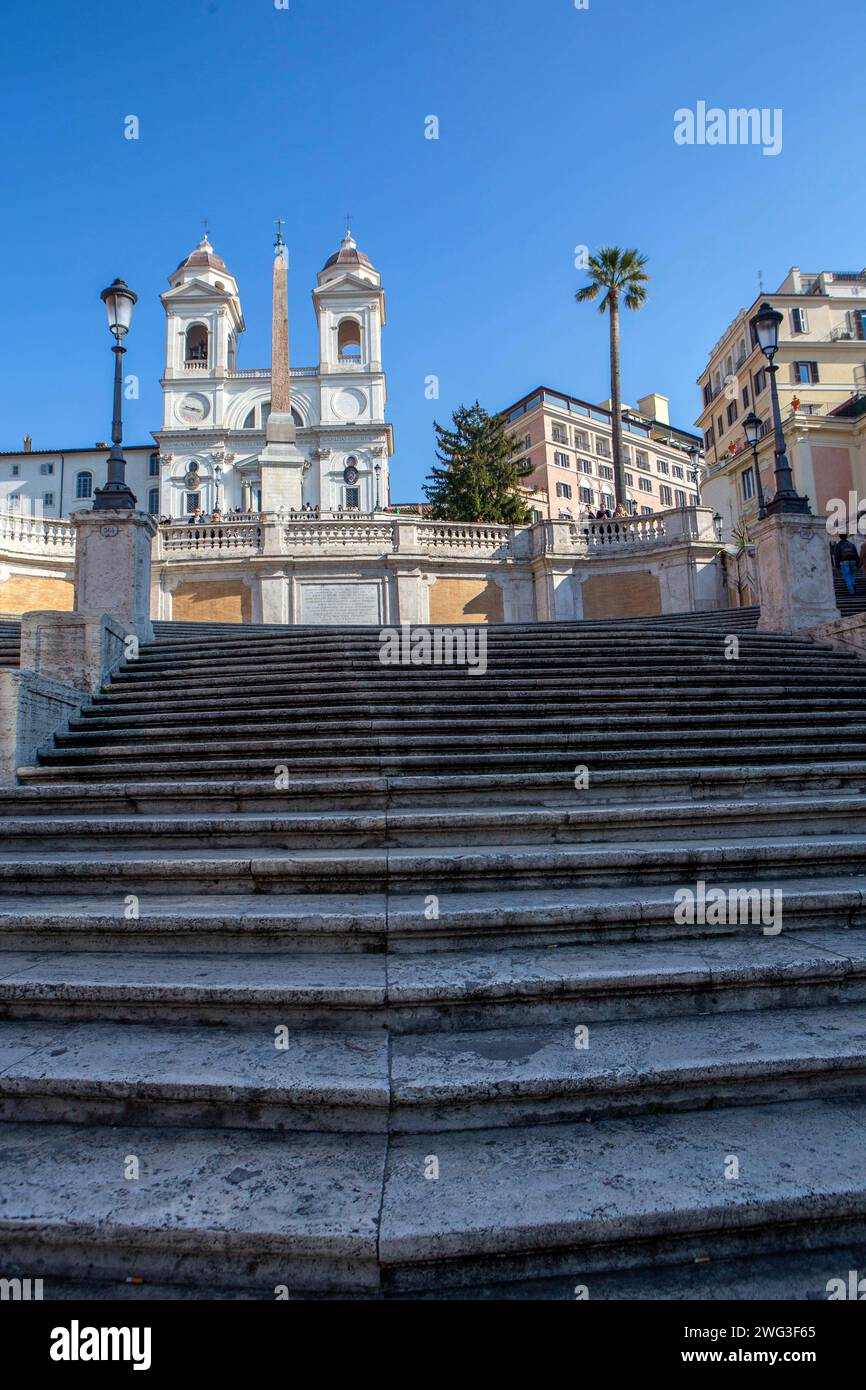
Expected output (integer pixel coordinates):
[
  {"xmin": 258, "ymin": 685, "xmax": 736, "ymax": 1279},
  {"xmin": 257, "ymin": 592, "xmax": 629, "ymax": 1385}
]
[{"xmin": 833, "ymin": 533, "xmax": 861, "ymax": 595}]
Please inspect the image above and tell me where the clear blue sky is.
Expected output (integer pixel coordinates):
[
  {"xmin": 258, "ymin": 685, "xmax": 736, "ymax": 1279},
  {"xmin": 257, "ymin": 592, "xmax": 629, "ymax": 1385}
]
[{"xmin": 0, "ymin": 0, "xmax": 862, "ymax": 498}]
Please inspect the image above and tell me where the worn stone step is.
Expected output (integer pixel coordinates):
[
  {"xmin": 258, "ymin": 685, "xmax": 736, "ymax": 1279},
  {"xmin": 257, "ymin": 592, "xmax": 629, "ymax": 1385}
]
[
  {"xmin": 0, "ymin": 1020, "xmax": 388, "ymax": 1131},
  {"xmin": 2, "ymin": 835, "xmax": 865, "ymax": 895},
  {"xmin": 1, "ymin": 795, "xmax": 864, "ymax": 850},
  {"xmin": 10, "ymin": 760, "xmax": 866, "ymax": 808},
  {"xmin": 0, "ymin": 877, "xmax": 861, "ymax": 952},
  {"xmin": 378, "ymin": 1097, "xmax": 866, "ymax": 1293},
  {"xmin": 54, "ymin": 710, "xmax": 866, "ymax": 748},
  {"xmin": 0, "ymin": 1121, "xmax": 385, "ymax": 1293},
  {"xmin": 2, "ymin": 926, "xmax": 865, "ymax": 1028}
]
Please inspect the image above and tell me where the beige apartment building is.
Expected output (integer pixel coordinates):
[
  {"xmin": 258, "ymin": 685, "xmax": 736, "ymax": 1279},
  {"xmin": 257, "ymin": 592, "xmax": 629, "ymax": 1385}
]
[
  {"xmin": 698, "ymin": 267, "xmax": 866, "ymax": 536},
  {"xmin": 501, "ymin": 387, "xmax": 702, "ymax": 522}
]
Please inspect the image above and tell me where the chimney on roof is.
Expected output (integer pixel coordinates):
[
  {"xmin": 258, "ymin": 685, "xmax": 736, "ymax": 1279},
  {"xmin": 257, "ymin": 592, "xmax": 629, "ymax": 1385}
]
[
  {"xmin": 23, "ymin": 435, "xmax": 32, "ymax": 453},
  {"xmin": 637, "ymin": 393, "xmax": 670, "ymax": 426}
]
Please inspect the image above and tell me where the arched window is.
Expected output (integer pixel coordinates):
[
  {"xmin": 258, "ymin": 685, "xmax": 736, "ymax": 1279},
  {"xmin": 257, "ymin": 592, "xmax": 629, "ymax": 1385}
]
[
  {"xmin": 148, "ymin": 488, "xmax": 159, "ymax": 516},
  {"xmin": 243, "ymin": 407, "xmax": 256, "ymax": 429},
  {"xmin": 292, "ymin": 407, "xmax": 302, "ymax": 427},
  {"xmin": 185, "ymin": 324, "xmax": 209, "ymax": 363},
  {"xmin": 337, "ymin": 319, "xmax": 362, "ymax": 360},
  {"xmin": 75, "ymin": 471, "xmax": 93, "ymax": 499}
]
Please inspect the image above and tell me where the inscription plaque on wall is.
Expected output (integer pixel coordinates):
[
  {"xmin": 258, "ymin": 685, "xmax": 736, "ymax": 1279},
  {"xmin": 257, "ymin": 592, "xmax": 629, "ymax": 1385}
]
[{"xmin": 297, "ymin": 581, "xmax": 382, "ymax": 625}]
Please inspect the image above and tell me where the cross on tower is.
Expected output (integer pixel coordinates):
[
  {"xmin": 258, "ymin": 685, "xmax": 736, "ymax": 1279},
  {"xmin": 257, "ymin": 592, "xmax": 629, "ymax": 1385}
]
[
  {"xmin": 201, "ymin": 217, "xmax": 209, "ymax": 240},
  {"xmin": 345, "ymin": 212, "xmax": 353, "ymax": 237},
  {"xmin": 274, "ymin": 218, "xmax": 286, "ymax": 248}
]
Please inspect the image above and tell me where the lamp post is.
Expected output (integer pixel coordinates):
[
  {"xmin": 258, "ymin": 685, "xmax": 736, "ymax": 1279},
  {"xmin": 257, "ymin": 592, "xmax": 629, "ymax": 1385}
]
[
  {"xmin": 713, "ymin": 512, "xmax": 724, "ymax": 542},
  {"xmin": 749, "ymin": 301, "xmax": 810, "ymax": 515},
  {"xmin": 374, "ymin": 461, "xmax": 382, "ymax": 512},
  {"xmin": 743, "ymin": 411, "xmax": 767, "ymax": 520},
  {"xmin": 94, "ymin": 278, "xmax": 138, "ymax": 511}
]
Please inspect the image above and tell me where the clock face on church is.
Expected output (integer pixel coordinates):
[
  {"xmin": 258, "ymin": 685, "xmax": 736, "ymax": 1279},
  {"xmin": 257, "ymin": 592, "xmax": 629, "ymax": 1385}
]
[{"xmin": 176, "ymin": 394, "xmax": 210, "ymax": 425}]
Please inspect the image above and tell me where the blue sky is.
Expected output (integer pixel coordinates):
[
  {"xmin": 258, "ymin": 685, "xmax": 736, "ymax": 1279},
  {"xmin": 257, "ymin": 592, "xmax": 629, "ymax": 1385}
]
[{"xmin": 0, "ymin": 0, "xmax": 862, "ymax": 498}]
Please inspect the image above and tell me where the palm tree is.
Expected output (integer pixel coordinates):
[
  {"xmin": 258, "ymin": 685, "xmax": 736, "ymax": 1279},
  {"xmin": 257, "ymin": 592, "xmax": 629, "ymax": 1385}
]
[{"xmin": 576, "ymin": 248, "xmax": 649, "ymax": 510}]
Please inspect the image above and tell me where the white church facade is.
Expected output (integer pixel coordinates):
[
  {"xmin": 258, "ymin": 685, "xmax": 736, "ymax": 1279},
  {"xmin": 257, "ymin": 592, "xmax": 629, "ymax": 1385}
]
[{"xmin": 0, "ymin": 228, "xmax": 394, "ymax": 522}]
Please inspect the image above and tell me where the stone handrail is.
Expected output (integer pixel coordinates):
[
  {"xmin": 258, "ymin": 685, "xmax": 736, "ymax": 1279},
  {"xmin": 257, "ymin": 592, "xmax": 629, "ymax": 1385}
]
[
  {"xmin": 0, "ymin": 511, "xmax": 76, "ymax": 553},
  {"xmin": 282, "ymin": 519, "xmax": 395, "ymax": 551},
  {"xmin": 416, "ymin": 522, "xmax": 513, "ymax": 554},
  {"xmin": 575, "ymin": 515, "xmax": 669, "ymax": 549}
]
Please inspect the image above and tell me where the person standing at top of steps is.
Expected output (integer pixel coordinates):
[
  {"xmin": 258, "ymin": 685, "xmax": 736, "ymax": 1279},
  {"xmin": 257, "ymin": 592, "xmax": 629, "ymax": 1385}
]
[{"xmin": 833, "ymin": 533, "xmax": 860, "ymax": 595}]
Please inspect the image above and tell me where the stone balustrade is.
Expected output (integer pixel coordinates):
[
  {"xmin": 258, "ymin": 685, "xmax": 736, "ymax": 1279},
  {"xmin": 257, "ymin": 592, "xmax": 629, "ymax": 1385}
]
[
  {"xmin": 159, "ymin": 521, "xmax": 263, "ymax": 555},
  {"xmin": 0, "ymin": 512, "xmax": 76, "ymax": 554}
]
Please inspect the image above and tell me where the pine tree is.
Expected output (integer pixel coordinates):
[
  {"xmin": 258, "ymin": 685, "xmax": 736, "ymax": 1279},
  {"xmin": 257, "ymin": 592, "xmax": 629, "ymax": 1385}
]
[{"xmin": 422, "ymin": 402, "xmax": 533, "ymax": 523}]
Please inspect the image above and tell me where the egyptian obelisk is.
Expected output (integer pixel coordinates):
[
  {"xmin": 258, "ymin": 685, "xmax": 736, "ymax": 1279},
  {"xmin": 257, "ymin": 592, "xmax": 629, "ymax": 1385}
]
[{"xmin": 259, "ymin": 224, "xmax": 306, "ymax": 512}]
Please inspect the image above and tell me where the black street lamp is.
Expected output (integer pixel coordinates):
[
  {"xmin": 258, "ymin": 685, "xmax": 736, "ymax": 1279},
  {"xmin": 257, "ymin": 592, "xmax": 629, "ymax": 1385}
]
[
  {"xmin": 749, "ymin": 301, "xmax": 810, "ymax": 515},
  {"xmin": 374, "ymin": 461, "xmax": 382, "ymax": 512},
  {"xmin": 743, "ymin": 410, "xmax": 767, "ymax": 519},
  {"xmin": 93, "ymin": 278, "xmax": 138, "ymax": 511}
]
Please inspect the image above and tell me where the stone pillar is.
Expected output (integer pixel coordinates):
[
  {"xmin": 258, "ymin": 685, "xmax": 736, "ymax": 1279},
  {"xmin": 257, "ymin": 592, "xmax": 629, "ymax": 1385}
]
[
  {"xmin": 751, "ymin": 512, "xmax": 838, "ymax": 633},
  {"xmin": 72, "ymin": 508, "xmax": 157, "ymax": 642},
  {"xmin": 20, "ymin": 611, "xmax": 130, "ymax": 694},
  {"xmin": 260, "ymin": 240, "xmax": 306, "ymax": 512}
]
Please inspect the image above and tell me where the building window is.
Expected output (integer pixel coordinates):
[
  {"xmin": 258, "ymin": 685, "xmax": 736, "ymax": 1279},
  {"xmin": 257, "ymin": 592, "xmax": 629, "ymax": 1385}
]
[
  {"xmin": 344, "ymin": 486, "xmax": 361, "ymax": 509},
  {"xmin": 660, "ymin": 485, "xmax": 673, "ymax": 507},
  {"xmin": 638, "ymin": 476, "xmax": 653, "ymax": 493},
  {"xmin": 704, "ymin": 427, "xmax": 715, "ymax": 450},
  {"xmin": 672, "ymin": 464, "xmax": 684, "ymax": 480},
  {"xmin": 717, "ymin": 415, "xmax": 724, "ymax": 438},
  {"xmin": 39, "ymin": 462, "xmax": 54, "ymax": 475},
  {"xmin": 675, "ymin": 488, "xmax": 688, "ymax": 507},
  {"xmin": 635, "ymin": 451, "xmax": 650, "ymax": 471},
  {"xmin": 726, "ymin": 401, "xmax": 739, "ymax": 427},
  {"xmin": 742, "ymin": 468, "xmax": 756, "ymax": 500},
  {"xmin": 791, "ymin": 307, "xmax": 809, "ymax": 334},
  {"xmin": 337, "ymin": 319, "xmax": 362, "ymax": 360},
  {"xmin": 579, "ymin": 485, "xmax": 594, "ymax": 506},
  {"xmin": 554, "ymin": 451, "xmax": 571, "ymax": 468},
  {"xmin": 641, "ymin": 505, "xmax": 653, "ymax": 515},
  {"xmin": 574, "ymin": 429, "xmax": 589, "ymax": 450},
  {"xmin": 552, "ymin": 424, "xmax": 568, "ymax": 445},
  {"xmin": 595, "ymin": 437, "xmax": 611, "ymax": 458},
  {"xmin": 11, "ymin": 464, "xmax": 19, "ymax": 477},
  {"xmin": 598, "ymin": 464, "xmax": 614, "ymax": 480},
  {"xmin": 75, "ymin": 471, "xmax": 93, "ymax": 499},
  {"xmin": 754, "ymin": 368, "xmax": 768, "ymax": 396},
  {"xmin": 149, "ymin": 453, "xmax": 160, "ymax": 477},
  {"xmin": 741, "ymin": 385, "xmax": 750, "ymax": 410},
  {"xmin": 793, "ymin": 361, "xmax": 819, "ymax": 384},
  {"xmin": 148, "ymin": 488, "xmax": 159, "ymax": 516},
  {"xmin": 185, "ymin": 492, "xmax": 201, "ymax": 514},
  {"xmin": 656, "ymin": 459, "xmax": 669, "ymax": 476},
  {"xmin": 43, "ymin": 492, "xmax": 54, "ymax": 506},
  {"xmin": 578, "ymin": 458, "xmax": 593, "ymax": 474},
  {"xmin": 529, "ymin": 508, "xmax": 543, "ymax": 524},
  {"xmin": 184, "ymin": 324, "xmax": 209, "ymax": 363},
  {"xmin": 556, "ymin": 481, "xmax": 572, "ymax": 499}
]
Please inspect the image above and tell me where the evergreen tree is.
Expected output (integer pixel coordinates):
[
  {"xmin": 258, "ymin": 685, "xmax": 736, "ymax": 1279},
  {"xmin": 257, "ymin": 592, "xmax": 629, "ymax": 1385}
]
[{"xmin": 423, "ymin": 402, "xmax": 533, "ymax": 523}]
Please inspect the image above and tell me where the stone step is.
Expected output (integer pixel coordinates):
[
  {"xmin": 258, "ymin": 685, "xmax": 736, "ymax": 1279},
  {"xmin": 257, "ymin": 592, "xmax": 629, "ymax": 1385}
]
[
  {"xmin": 378, "ymin": 1097, "xmax": 866, "ymax": 1294},
  {"xmin": 2, "ymin": 1098, "xmax": 864, "ymax": 1294},
  {"xmin": 55, "ymin": 710, "xmax": 866, "ymax": 748},
  {"xmin": 10, "ymin": 759, "xmax": 866, "ymax": 810},
  {"xmin": 0, "ymin": 876, "xmax": 860, "ymax": 951},
  {"xmin": 36, "ymin": 725, "xmax": 866, "ymax": 766},
  {"xmin": 2, "ymin": 835, "xmax": 865, "ymax": 896},
  {"xmin": 1, "ymin": 795, "xmax": 864, "ymax": 850},
  {"xmin": 1, "ymin": 925, "xmax": 864, "ymax": 1029},
  {"xmin": 0, "ymin": 1020, "xmax": 388, "ymax": 1131},
  {"xmin": 71, "ymin": 694, "xmax": 866, "ymax": 731},
  {"xmin": 2, "ymin": 1002, "xmax": 866, "ymax": 1134}
]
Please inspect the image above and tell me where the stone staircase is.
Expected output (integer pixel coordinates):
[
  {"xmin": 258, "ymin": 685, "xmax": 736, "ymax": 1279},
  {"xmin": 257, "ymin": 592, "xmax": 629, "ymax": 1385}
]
[
  {"xmin": 833, "ymin": 571, "xmax": 866, "ymax": 616},
  {"xmin": 0, "ymin": 619, "xmax": 21, "ymax": 668},
  {"xmin": 2, "ymin": 614, "xmax": 866, "ymax": 1299}
]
